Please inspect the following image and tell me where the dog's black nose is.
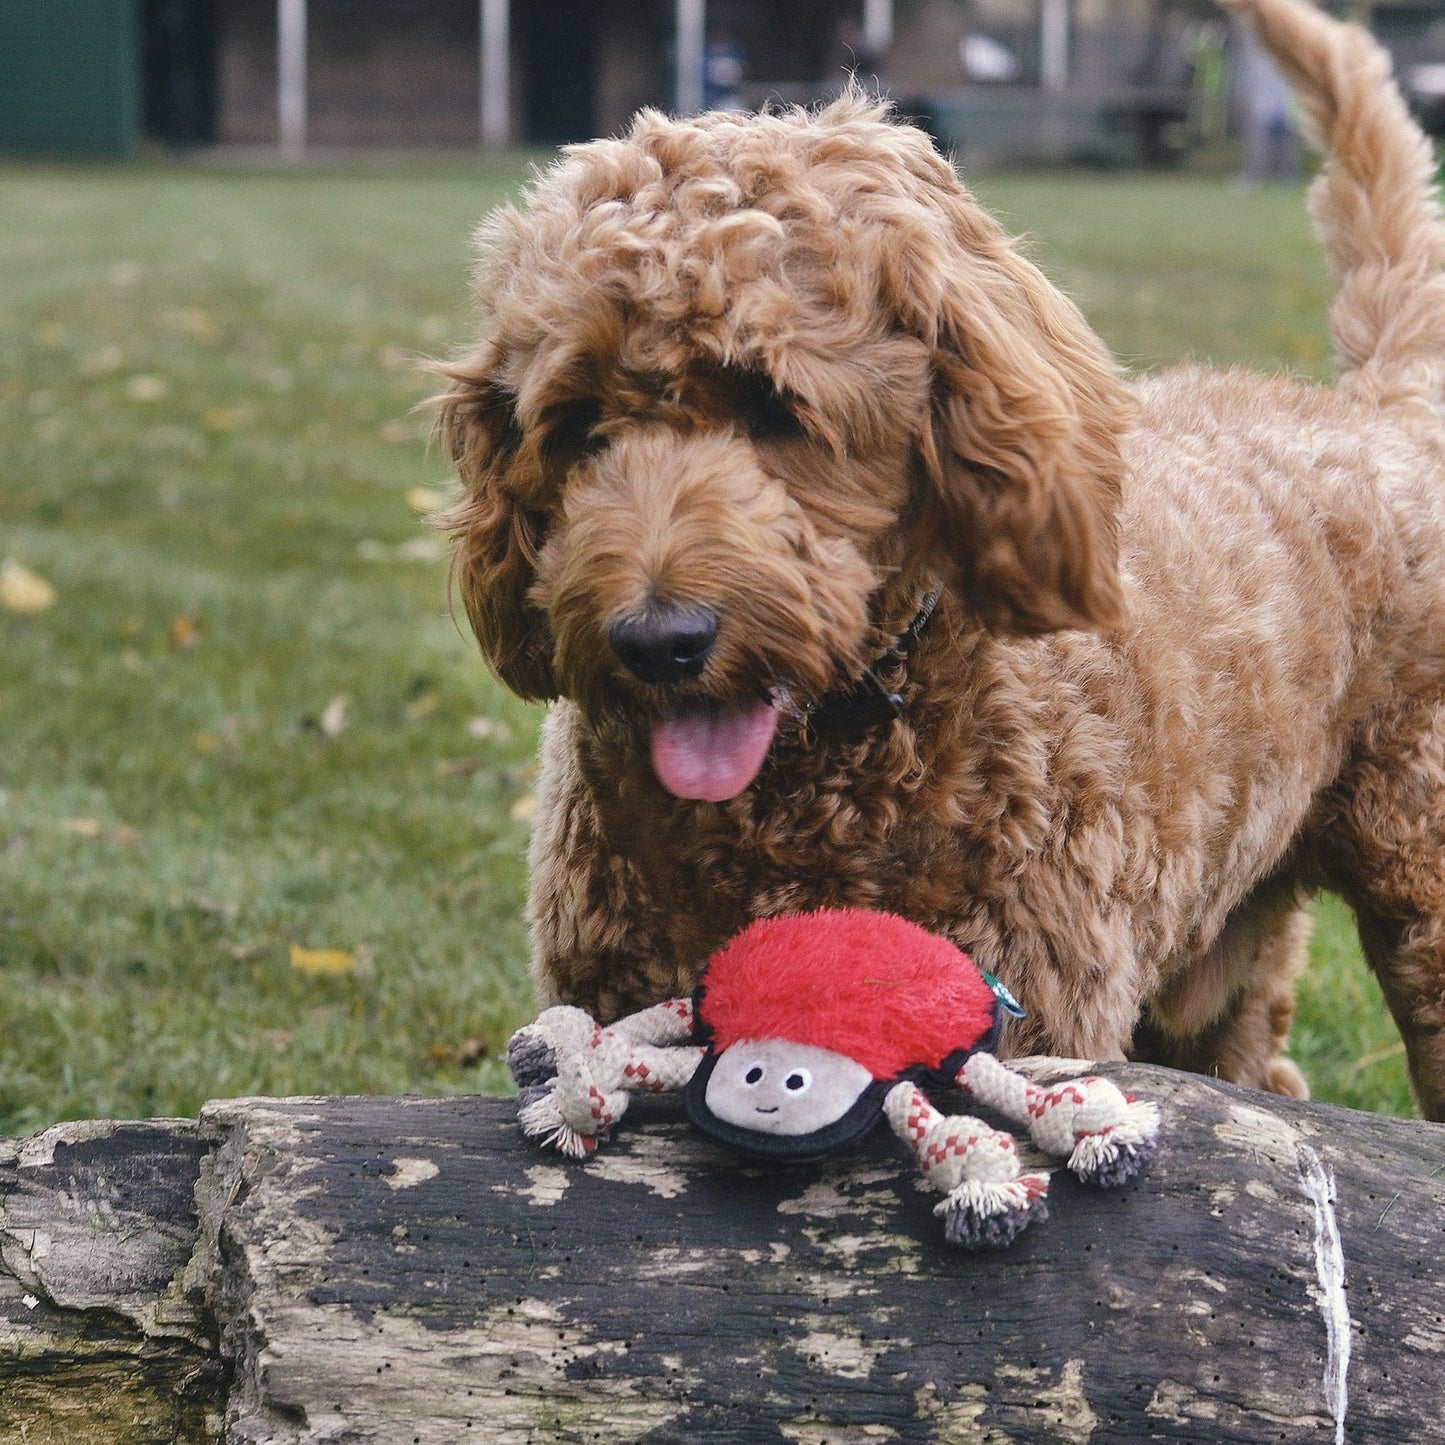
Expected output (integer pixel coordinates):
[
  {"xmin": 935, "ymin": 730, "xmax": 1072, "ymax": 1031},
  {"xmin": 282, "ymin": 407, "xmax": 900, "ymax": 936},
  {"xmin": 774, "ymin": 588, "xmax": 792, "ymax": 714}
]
[{"xmin": 609, "ymin": 603, "xmax": 719, "ymax": 685}]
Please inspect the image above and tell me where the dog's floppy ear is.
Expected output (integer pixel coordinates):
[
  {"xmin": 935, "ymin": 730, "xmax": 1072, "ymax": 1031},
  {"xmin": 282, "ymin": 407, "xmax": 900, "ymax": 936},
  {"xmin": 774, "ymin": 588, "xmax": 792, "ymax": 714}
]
[
  {"xmin": 910, "ymin": 199, "xmax": 1130, "ymax": 636},
  {"xmin": 436, "ymin": 340, "xmax": 558, "ymax": 701}
]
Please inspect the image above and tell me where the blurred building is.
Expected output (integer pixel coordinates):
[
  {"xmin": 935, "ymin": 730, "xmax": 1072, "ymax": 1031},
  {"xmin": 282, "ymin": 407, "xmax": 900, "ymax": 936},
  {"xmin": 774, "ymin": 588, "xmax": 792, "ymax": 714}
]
[
  {"xmin": 194, "ymin": 0, "xmax": 898, "ymax": 149},
  {"xmin": 4, "ymin": 0, "xmax": 1444, "ymax": 158}
]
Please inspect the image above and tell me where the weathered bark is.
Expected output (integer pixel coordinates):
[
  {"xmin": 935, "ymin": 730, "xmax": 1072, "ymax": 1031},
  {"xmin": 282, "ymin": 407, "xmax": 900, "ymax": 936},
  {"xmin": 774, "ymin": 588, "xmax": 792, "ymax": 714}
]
[
  {"xmin": 0, "ymin": 1120, "xmax": 223, "ymax": 1444},
  {"xmin": 3, "ymin": 1065, "xmax": 1444, "ymax": 1443}
]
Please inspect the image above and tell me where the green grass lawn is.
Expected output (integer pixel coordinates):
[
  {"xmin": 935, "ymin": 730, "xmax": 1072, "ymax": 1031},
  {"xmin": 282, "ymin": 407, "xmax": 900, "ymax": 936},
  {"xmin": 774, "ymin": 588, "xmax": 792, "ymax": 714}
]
[{"xmin": 0, "ymin": 158, "xmax": 1414, "ymax": 1133}]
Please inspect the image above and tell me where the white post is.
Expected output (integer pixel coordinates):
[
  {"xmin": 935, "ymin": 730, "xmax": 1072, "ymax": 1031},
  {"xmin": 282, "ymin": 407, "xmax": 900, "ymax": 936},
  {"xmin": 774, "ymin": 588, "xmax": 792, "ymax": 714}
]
[
  {"xmin": 277, "ymin": 0, "xmax": 307, "ymax": 158},
  {"xmin": 480, "ymin": 0, "xmax": 509, "ymax": 148},
  {"xmin": 862, "ymin": 0, "xmax": 893, "ymax": 57},
  {"xmin": 675, "ymin": 0, "xmax": 705, "ymax": 116},
  {"xmin": 1039, "ymin": 0, "xmax": 1069, "ymax": 93}
]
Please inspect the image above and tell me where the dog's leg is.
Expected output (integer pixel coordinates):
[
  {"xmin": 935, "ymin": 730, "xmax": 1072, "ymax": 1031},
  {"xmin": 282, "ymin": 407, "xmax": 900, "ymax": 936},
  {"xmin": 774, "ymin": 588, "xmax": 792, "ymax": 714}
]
[
  {"xmin": 1130, "ymin": 881, "xmax": 1311, "ymax": 1098},
  {"xmin": 1319, "ymin": 701, "xmax": 1445, "ymax": 1121}
]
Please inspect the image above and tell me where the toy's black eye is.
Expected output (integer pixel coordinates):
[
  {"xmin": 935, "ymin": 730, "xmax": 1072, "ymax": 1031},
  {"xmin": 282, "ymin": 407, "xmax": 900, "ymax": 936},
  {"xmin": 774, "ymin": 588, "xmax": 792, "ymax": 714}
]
[
  {"xmin": 744, "ymin": 1063, "xmax": 765, "ymax": 1086},
  {"xmin": 784, "ymin": 1069, "xmax": 812, "ymax": 1093}
]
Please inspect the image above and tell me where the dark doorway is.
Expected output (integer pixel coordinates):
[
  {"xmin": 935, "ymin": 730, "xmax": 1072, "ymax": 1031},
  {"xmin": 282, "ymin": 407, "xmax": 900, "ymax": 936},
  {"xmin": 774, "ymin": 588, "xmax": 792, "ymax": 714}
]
[
  {"xmin": 523, "ymin": 0, "xmax": 600, "ymax": 145},
  {"xmin": 142, "ymin": 0, "xmax": 218, "ymax": 144}
]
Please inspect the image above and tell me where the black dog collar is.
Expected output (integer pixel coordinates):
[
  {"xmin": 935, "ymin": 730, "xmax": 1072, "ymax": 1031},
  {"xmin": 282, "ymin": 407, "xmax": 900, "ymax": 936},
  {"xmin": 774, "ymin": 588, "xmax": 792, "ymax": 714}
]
[{"xmin": 797, "ymin": 588, "xmax": 940, "ymax": 748}]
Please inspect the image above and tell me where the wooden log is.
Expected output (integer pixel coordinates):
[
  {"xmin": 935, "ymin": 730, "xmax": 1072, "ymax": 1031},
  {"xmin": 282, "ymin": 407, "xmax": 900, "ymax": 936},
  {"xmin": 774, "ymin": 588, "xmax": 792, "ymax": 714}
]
[
  {"xmin": 0, "ymin": 1120, "xmax": 222, "ymax": 1444},
  {"xmin": 3, "ymin": 1065, "xmax": 1444, "ymax": 1443}
]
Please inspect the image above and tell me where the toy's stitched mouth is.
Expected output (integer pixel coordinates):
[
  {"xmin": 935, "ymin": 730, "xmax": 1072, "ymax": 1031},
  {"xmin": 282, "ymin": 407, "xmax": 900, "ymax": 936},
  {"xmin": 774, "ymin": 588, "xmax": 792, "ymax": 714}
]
[
  {"xmin": 649, "ymin": 695, "xmax": 780, "ymax": 801},
  {"xmin": 755, "ymin": 1106, "xmax": 779, "ymax": 1115}
]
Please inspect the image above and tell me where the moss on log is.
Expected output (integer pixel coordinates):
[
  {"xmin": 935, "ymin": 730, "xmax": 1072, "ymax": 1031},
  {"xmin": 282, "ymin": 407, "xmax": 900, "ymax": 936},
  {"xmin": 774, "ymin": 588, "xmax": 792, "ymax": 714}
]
[{"xmin": 0, "ymin": 1120, "xmax": 223, "ymax": 1443}]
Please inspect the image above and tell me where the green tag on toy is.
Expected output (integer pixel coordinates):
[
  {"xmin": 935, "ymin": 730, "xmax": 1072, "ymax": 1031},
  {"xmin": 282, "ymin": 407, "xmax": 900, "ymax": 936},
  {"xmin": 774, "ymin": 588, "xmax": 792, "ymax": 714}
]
[{"xmin": 981, "ymin": 970, "xmax": 1026, "ymax": 1018}]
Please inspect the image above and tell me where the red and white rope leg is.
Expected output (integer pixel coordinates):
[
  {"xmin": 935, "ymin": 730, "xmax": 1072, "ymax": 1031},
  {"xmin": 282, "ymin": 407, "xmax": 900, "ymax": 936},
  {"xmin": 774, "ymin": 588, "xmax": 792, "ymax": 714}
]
[
  {"xmin": 508, "ymin": 1001, "xmax": 704, "ymax": 1159},
  {"xmin": 955, "ymin": 1053, "xmax": 1160, "ymax": 1187},
  {"xmin": 883, "ymin": 1081, "xmax": 1050, "ymax": 1248}
]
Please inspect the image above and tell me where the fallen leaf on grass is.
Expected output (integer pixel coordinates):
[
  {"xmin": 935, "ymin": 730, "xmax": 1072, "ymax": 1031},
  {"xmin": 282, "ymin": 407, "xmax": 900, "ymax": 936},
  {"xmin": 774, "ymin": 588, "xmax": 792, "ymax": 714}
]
[
  {"xmin": 224, "ymin": 939, "xmax": 267, "ymax": 962},
  {"xmin": 0, "ymin": 560, "xmax": 57, "ymax": 615},
  {"xmin": 290, "ymin": 944, "xmax": 356, "ymax": 977},
  {"xmin": 397, "ymin": 536, "xmax": 444, "ymax": 563},
  {"xmin": 319, "ymin": 694, "xmax": 349, "ymax": 738},
  {"xmin": 165, "ymin": 306, "xmax": 219, "ymax": 345},
  {"xmin": 79, "ymin": 344, "xmax": 126, "ymax": 378},
  {"xmin": 405, "ymin": 485, "xmax": 454, "ymax": 514},
  {"xmin": 434, "ymin": 757, "xmax": 483, "ymax": 779},
  {"xmin": 356, "ymin": 537, "xmax": 445, "ymax": 564},
  {"xmin": 426, "ymin": 1036, "xmax": 491, "ymax": 1069},
  {"xmin": 169, "ymin": 614, "xmax": 201, "ymax": 651},
  {"xmin": 58, "ymin": 817, "xmax": 140, "ymax": 846},
  {"xmin": 467, "ymin": 716, "xmax": 512, "ymax": 743},
  {"xmin": 204, "ymin": 404, "xmax": 254, "ymax": 433},
  {"xmin": 126, "ymin": 374, "xmax": 169, "ymax": 403}
]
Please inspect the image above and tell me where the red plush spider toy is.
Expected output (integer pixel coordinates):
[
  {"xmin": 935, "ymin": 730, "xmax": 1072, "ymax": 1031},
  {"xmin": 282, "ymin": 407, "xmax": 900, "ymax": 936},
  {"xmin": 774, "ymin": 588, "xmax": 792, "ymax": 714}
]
[{"xmin": 508, "ymin": 909, "xmax": 1160, "ymax": 1249}]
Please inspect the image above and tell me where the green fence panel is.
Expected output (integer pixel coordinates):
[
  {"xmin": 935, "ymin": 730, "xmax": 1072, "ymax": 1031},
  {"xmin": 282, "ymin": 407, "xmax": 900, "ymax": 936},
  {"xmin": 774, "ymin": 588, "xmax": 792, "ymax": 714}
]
[{"xmin": 0, "ymin": 0, "xmax": 140, "ymax": 156}]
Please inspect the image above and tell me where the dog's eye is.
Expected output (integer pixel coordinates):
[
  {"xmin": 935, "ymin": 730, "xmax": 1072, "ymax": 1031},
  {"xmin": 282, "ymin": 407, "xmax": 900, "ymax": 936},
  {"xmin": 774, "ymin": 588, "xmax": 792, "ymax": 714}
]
[
  {"xmin": 540, "ymin": 400, "xmax": 606, "ymax": 461},
  {"xmin": 734, "ymin": 372, "xmax": 807, "ymax": 443}
]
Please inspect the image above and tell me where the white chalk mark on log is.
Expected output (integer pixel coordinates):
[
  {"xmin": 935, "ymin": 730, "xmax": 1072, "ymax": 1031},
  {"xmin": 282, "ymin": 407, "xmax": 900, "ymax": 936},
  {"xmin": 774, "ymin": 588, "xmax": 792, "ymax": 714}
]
[
  {"xmin": 995, "ymin": 1359, "xmax": 1098, "ymax": 1442},
  {"xmin": 775, "ymin": 1167, "xmax": 899, "ymax": 1220},
  {"xmin": 385, "ymin": 1157, "xmax": 439, "ymax": 1191},
  {"xmin": 1298, "ymin": 1144, "xmax": 1350, "ymax": 1445},
  {"xmin": 587, "ymin": 1137, "xmax": 694, "ymax": 1199},
  {"xmin": 513, "ymin": 1163, "xmax": 571, "ymax": 1207},
  {"xmin": 1217, "ymin": 1101, "xmax": 1311, "ymax": 1164},
  {"xmin": 792, "ymin": 1319, "xmax": 887, "ymax": 1380}
]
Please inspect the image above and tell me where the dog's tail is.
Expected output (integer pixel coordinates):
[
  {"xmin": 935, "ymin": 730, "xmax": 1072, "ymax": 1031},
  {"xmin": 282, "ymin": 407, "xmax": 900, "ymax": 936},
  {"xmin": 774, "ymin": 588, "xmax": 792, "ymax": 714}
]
[{"xmin": 1225, "ymin": 0, "xmax": 1445, "ymax": 401}]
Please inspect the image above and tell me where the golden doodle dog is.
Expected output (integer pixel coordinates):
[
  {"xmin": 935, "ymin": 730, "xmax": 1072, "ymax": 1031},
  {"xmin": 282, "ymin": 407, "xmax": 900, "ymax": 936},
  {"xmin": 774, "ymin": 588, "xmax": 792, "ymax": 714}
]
[{"xmin": 440, "ymin": 0, "xmax": 1445, "ymax": 1120}]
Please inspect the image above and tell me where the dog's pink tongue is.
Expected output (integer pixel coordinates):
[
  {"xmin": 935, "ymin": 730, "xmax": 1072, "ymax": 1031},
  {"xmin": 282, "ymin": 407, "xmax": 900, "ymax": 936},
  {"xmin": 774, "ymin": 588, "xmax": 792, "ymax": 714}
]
[{"xmin": 651, "ymin": 700, "xmax": 779, "ymax": 802}]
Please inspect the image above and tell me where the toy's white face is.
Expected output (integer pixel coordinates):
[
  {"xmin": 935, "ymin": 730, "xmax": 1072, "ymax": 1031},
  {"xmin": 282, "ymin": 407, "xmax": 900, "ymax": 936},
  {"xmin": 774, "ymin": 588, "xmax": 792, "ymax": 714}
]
[{"xmin": 704, "ymin": 1039, "xmax": 874, "ymax": 1135}]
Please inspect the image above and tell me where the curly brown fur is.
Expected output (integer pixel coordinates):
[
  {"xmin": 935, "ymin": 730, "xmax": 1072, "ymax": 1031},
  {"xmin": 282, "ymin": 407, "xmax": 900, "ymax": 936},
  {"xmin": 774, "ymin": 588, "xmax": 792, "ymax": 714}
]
[{"xmin": 440, "ymin": 0, "xmax": 1445, "ymax": 1119}]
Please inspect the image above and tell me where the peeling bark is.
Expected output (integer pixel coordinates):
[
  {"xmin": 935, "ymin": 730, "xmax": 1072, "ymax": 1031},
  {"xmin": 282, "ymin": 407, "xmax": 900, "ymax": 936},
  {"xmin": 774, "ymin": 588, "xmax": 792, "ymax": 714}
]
[
  {"xmin": 3, "ymin": 1067, "xmax": 1444, "ymax": 1443},
  {"xmin": 0, "ymin": 1120, "xmax": 224, "ymax": 1444}
]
